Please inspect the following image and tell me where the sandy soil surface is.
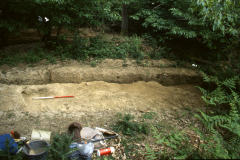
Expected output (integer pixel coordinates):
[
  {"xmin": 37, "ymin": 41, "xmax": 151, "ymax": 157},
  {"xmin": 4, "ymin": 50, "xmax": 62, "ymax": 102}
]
[{"xmin": 0, "ymin": 81, "xmax": 204, "ymax": 113}]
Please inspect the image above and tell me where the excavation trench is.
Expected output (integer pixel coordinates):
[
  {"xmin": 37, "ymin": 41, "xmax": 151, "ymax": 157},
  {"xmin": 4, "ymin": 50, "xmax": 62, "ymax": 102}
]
[
  {"xmin": 0, "ymin": 59, "xmax": 206, "ymax": 139},
  {"xmin": 0, "ymin": 59, "xmax": 205, "ymax": 112}
]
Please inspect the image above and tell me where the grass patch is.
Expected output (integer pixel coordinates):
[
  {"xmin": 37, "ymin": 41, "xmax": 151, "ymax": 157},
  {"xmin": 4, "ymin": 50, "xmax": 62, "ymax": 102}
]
[
  {"xmin": 0, "ymin": 46, "xmax": 56, "ymax": 66},
  {"xmin": 90, "ymin": 61, "xmax": 97, "ymax": 67}
]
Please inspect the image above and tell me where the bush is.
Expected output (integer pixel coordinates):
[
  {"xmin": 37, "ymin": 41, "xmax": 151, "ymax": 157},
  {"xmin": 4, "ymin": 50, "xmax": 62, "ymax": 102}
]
[
  {"xmin": 48, "ymin": 132, "xmax": 78, "ymax": 160},
  {"xmin": 90, "ymin": 61, "xmax": 97, "ymax": 67}
]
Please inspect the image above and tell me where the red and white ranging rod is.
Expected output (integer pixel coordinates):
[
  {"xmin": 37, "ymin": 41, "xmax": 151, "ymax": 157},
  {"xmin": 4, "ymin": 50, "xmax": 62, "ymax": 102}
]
[{"xmin": 32, "ymin": 95, "xmax": 74, "ymax": 100}]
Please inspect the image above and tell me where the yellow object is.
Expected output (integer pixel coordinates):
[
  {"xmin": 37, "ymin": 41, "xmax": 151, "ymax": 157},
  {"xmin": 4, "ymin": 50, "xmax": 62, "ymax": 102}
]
[{"xmin": 14, "ymin": 139, "xmax": 21, "ymax": 142}]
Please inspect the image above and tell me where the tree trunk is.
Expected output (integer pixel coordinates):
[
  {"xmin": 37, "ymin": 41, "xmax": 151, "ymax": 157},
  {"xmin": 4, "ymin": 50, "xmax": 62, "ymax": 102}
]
[{"xmin": 121, "ymin": 3, "xmax": 128, "ymax": 36}]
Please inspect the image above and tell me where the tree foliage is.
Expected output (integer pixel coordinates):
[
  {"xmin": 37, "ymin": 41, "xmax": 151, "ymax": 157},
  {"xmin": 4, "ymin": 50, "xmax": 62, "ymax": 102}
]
[
  {"xmin": 131, "ymin": 0, "xmax": 240, "ymax": 61},
  {"xmin": 0, "ymin": 0, "xmax": 121, "ymax": 40}
]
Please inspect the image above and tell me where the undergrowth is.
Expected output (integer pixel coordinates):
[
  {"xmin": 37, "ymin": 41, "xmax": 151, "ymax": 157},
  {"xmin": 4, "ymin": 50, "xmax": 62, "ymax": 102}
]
[
  {"xmin": 144, "ymin": 74, "xmax": 240, "ymax": 159},
  {"xmin": 111, "ymin": 112, "xmax": 155, "ymax": 158},
  {"xmin": 0, "ymin": 33, "xmax": 168, "ymax": 67},
  {"xmin": 55, "ymin": 33, "xmax": 165, "ymax": 62},
  {"xmin": 111, "ymin": 112, "xmax": 149, "ymax": 136},
  {"xmin": 0, "ymin": 46, "xmax": 56, "ymax": 67},
  {"xmin": 48, "ymin": 132, "xmax": 78, "ymax": 160}
]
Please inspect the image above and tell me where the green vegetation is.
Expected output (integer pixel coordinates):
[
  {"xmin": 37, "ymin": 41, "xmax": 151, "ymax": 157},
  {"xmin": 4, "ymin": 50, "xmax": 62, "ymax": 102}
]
[
  {"xmin": 111, "ymin": 112, "xmax": 149, "ymax": 136},
  {"xmin": 0, "ymin": 34, "xmax": 167, "ymax": 66},
  {"xmin": 54, "ymin": 34, "xmax": 153, "ymax": 61},
  {"xmin": 0, "ymin": 47, "xmax": 56, "ymax": 66},
  {"xmin": 90, "ymin": 61, "xmax": 97, "ymax": 67},
  {"xmin": 48, "ymin": 132, "xmax": 78, "ymax": 160},
  {"xmin": 130, "ymin": 0, "xmax": 240, "ymax": 79}
]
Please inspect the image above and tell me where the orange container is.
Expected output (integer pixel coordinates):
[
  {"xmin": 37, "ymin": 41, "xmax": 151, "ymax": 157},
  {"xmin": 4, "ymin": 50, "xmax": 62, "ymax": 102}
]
[{"xmin": 97, "ymin": 147, "xmax": 115, "ymax": 156}]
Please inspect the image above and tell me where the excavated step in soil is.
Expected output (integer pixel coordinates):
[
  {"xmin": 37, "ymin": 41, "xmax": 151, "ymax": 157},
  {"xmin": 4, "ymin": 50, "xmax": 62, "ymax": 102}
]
[{"xmin": 0, "ymin": 59, "xmax": 202, "ymax": 85}]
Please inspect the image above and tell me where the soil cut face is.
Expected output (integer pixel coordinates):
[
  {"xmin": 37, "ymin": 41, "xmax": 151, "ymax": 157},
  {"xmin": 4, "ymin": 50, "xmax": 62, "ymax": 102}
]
[{"xmin": 0, "ymin": 58, "xmax": 201, "ymax": 85}]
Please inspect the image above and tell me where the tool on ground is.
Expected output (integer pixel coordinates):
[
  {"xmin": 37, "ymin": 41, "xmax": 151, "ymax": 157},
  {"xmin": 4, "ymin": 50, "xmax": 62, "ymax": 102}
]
[
  {"xmin": 23, "ymin": 140, "xmax": 37, "ymax": 155},
  {"xmin": 32, "ymin": 95, "xmax": 74, "ymax": 99},
  {"xmin": 78, "ymin": 134, "xmax": 119, "ymax": 144}
]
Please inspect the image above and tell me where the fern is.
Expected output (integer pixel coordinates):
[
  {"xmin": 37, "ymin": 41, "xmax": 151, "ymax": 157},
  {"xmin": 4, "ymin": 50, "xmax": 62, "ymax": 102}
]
[
  {"xmin": 201, "ymin": 72, "xmax": 219, "ymax": 83},
  {"xmin": 194, "ymin": 74, "xmax": 240, "ymax": 158},
  {"xmin": 208, "ymin": 130, "xmax": 230, "ymax": 159},
  {"xmin": 152, "ymin": 128, "xmax": 191, "ymax": 159},
  {"xmin": 196, "ymin": 86, "xmax": 209, "ymax": 98},
  {"xmin": 145, "ymin": 144, "xmax": 158, "ymax": 160},
  {"xmin": 221, "ymin": 76, "xmax": 238, "ymax": 89},
  {"xmin": 174, "ymin": 154, "xmax": 188, "ymax": 159},
  {"xmin": 191, "ymin": 123, "xmax": 230, "ymax": 159}
]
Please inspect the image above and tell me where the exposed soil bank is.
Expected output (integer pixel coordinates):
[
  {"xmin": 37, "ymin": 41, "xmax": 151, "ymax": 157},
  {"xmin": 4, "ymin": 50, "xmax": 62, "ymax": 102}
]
[{"xmin": 0, "ymin": 59, "xmax": 202, "ymax": 85}]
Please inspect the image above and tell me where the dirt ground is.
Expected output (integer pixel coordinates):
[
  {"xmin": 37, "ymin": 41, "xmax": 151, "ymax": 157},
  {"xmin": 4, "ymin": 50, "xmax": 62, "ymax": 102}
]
[{"xmin": 0, "ymin": 28, "xmax": 206, "ymax": 159}]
